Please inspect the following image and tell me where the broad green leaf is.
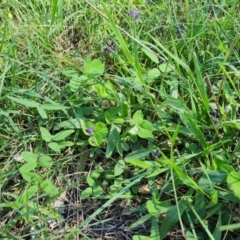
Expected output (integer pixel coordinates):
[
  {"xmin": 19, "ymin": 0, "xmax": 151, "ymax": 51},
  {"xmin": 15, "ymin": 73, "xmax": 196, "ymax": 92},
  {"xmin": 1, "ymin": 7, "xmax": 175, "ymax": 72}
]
[
  {"xmin": 69, "ymin": 75, "xmax": 88, "ymax": 92},
  {"xmin": 198, "ymin": 170, "xmax": 227, "ymax": 189},
  {"xmin": 21, "ymin": 172, "xmax": 40, "ymax": 183},
  {"xmin": 164, "ymin": 99, "xmax": 186, "ymax": 113},
  {"xmin": 93, "ymin": 185, "xmax": 104, "ymax": 198},
  {"xmin": 104, "ymin": 111, "xmax": 114, "ymax": 123},
  {"xmin": 7, "ymin": 96, "xmax": 39, "ymax": 107},
  {"xmin": 87, "ymin": 176, "xmax": 95, "ymax": 187},
  {"xmin": 142, "ymin": 47, "xmax": 159, "ymax": 64},
  {"xmin": 95, "ymin": 122, "xmax": 108, "ymax": 138},
  {"xmin": 58, "ymin": 141, "xmax": 74, "ymax": 148},
  {"xmin": 52, "ymin": 130, "xmax": 74, "ymax": 141},
  {"xmin": 227, "ymin": 171, "xmax": 240, "ymax": 198},
  {"xmin": 38, "ymin": 155, "xmax": 53, "ymax": 167},
  {"xmin": 41, "ymin": 103, "xmax": 70, "ymax": 110},
  {"xmin": 84, "ymin": 59, "xmax": 105, "ymax": 76},
  {"xmin": 106, "ymin": 126, "xmax": 120, "ymax": 158},
  {"xmin": 48, "ymin": 142, "xmax": 61, "ymax": 153},
  {"xmin": 147, "ymin": 68, "xmax": 160, "ymax": 83},
  {"xmin": 128, "ymin": 126, "xmax": 139, "ymax": 135},
  {"xmin": 40, "ymin": 127, "xmax": 52, "ymax": 142},
  {"xmin": 80, "ymin": 187, "xmax": 92, "ymax": 200},
  {"xmin": 62, "ymin": 69, "xmax": 79, "ymax": 78},
  {"xmin": 37, "ymin": 106, "xmax": 48, "ymax": 119},
  {"xmin": 26, "ymin": 185, "xmax": 38, "ymax": 199},
  {"xmin": 19, "ymin": 162, "xmax": 37, "ymax": 173},
  {"xmin": 125, "ymin": 149, "xmax": 151, "ymax": 161},
  {"xmin": 114, "ymin": 160, "xmax": 125, "ymax": 176},
  {"xmin": 133, "ymin": 110, "xmax": 144, "ymax": 125},
  {"xmin": 41, "ymin": 179, "xmax": 59, "ymax": 195},
  {"xmin": 159, "ymin": 63, "xmax": 174, "ymax": 73},
  {"xmin": 138, "ymin": 120, "xmax": 153, "ymax": 138},
  {"xmin": 21, "ymin": 151, "xmax": 38, "ymax": 163},
  {"xmin": 54, "ymin": 118, "xmax": 83, "ymax": 130},
  {"xmin": 88, "ymin": 133, "xmax": 103, "ymax": 146},
  {"xmin": 146, "ymin": 200, "xmax": 158, "ymax": 214}
]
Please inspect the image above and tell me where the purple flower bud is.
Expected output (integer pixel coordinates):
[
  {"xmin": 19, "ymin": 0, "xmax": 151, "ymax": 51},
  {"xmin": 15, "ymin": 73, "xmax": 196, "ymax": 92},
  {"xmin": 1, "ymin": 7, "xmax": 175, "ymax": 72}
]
[
  {"xmin": 86, "ymin": 126, "xmax": 94, "ymax": 135},
  {"xmin": 128, "ymin": 10, "xmax": 139, "ymax": 20}
]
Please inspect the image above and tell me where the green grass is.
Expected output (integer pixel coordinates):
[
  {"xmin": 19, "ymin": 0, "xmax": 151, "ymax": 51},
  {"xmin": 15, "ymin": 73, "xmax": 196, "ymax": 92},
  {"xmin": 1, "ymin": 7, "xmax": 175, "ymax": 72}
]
[{"xmin": 0, "ymin": 0, "xmax": 240, "ymax": 239}]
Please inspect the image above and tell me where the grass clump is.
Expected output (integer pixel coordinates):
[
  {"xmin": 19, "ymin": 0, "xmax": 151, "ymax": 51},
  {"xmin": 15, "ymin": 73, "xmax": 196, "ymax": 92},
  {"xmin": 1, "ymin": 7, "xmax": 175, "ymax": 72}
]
[{"xmin": 0, "ymin": 0, "xmax": 240, "ymax": 239}]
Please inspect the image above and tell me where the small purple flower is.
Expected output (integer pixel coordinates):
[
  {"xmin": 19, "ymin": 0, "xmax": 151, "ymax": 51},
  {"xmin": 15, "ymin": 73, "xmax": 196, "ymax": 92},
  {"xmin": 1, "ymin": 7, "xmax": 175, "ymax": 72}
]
[
  {"xmin": 128, "ymin": 10, "xmax": 139, "ymax": 20},
  {"xmin": 149, "ymin": 150, "xmax": 161, "ymax": 160},
  {"xmin": 104, "ymin": 40, "xmax": 115, "ymax": 54},
  {"xmin": 86, "ymin": 126, "xmax": 94, "ymax": 135},
  {"xmin": 154, "ymin": 150, "xmax": 161, "ymax": 158},
  {"xmin": 149, "ymin": 153, "xmax": 154, "ymax": 160},
  {"xmin": 211, "ymin": 110, "xmax": 217, "ymax": 118}
]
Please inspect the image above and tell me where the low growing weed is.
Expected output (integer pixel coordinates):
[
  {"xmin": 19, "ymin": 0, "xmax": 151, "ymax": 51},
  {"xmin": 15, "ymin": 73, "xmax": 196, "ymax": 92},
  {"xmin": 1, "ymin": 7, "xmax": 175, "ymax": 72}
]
[{"xmin": 0, "ymin": 0, "xmax": 240, "ymax": 239}]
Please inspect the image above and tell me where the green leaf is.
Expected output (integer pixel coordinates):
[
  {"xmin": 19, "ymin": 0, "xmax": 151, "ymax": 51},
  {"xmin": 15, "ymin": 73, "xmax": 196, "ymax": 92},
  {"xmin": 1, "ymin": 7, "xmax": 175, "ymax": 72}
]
[
  {"xmin": 133, "ymin": 110, "xmax": 144, "ymax": 125},
  {"xmin": 21, "ymin": 151, "xmax": 38, "ymax": 163},
  {"xmin": 142, "ymin": 48, "xmax": 159, "ymax": 64},
  {"xmin": 88, "ymin": 133, "xmax": 103, "ymax": 146},
  {"xmin": 87, "ymin": 176, "xmax": 95, "ymax": 187},
  {"xmin": 146, "ymin": 200, "xmax": 158, "ymax": 214},
  {"xmin": 41, "ymin": 179, "xmax": 59, "ymax": 195},
  {"xmin": 7, "ymin": 96, "xmax": 39, "ymax": 107},
  {"xmin": 62, "ymin": 69, "xmax": 79, "ymax": 78},
  {"xmin": 138, "ymin": 120, "xmax": 153, "ymax": 138},
  {"xmin": 121, "ymin": 101, "xmax": 128, "ymax": 118},
  {"xmin": 129, "ymin": 214, "xmax": 152, "ymax": 230},
  {"xmin": 37, "ymin": 106, "xmax": 48, "ymax": 119},
  {"xmin": 40, "ymin": 127, "xmax": 52, "ymax": 142},
  {"xmin": 125, "ymin": 149, "xmax": 151, "ymax": 161},
  {"xmin": 69, "ymin": 75, "xmax": 88, "ymax": 92},
  {"xmin": 106, "ymin": 125, "xmax": 120, "ymax": 158},
  {"xmin": 58, "ymin": 141, "xmax": 74, "ymax": 148},
  {"xmin": 80, "ymin": 187, "xmax": 92, "ymax": 200},
  {"xmin": 21, "ymin": 172, "xmax": 40, "ymax": 183},
  {"xmin": 147, "ymin": 68, "xmax": 160, "ymax": 83},
  {"xmin": 160, "ymin": 199, "xmax": 187, "ymax": 239},
  {"xmin": 48, "ymin": 142, "xmax": 61, "ymax": 153},
  {"xmin": 54, "ymin": 118, "xmax": 84, "ymax": 130},
  {"xmin": 126, "ymin": 159, "xmax": 160, "ymax": 169},
  {"xmin": 104, "ymin": 111, "xmax": 114, "ymax": 123},
  {"xmin": 38, "ymin": 155, "xmax": 53, "ymax": 167},
  {"xmin": 52, "ymin": 130, "xmax": 74, "ymax": 141},
  {"xmin": 159, "ymin": 63, "xmax": 174, "ymax": 73},
  {"xmin": 114, "ymin": 160, "xmax": 125, "ymax": 176},
  {"xmin": 41, "ymin": 103, "xmax": 70, "ymax": 110},
  {"xmin": 19, "ymin": 162, "xmax": 37, "ymax": 173},
  {"xmin": 198, "ymin": 170, "xmax": 227, "ymax": 189},
  {"xmin": 95, "ymin": 122, "xmax": 108, "ymax": 138},
  {"xmin": 227, "ymin": 171, "xmax": 240, "ymax": 198},
  {"xmin": 26, "ymin": 185, "xmax": 38, "ymax": 199},
  {"xmin": 84, "ymin": 59, "xmax": 105, "ymax": 76},
  {"xmin": 164, "ymin": 98, "xmax": 186, "ymax": 113}
]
